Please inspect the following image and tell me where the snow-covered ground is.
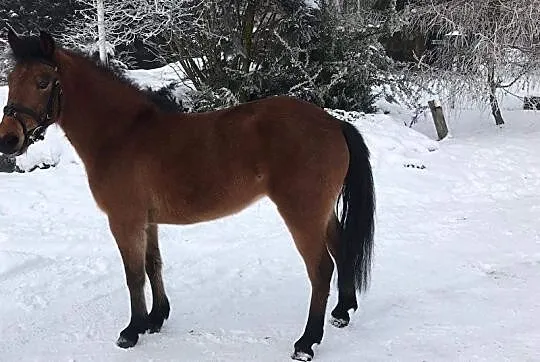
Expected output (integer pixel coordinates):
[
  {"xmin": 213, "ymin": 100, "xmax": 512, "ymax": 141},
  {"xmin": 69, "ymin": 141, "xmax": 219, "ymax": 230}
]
[{"xmin": 0, "ymin": 75, "xmax": 539, "ymax": 361}]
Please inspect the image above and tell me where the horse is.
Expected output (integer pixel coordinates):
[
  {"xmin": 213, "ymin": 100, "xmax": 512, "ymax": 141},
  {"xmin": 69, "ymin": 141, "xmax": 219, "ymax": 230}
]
[{"xmin": 0, "ymin": 30, "xmax": 375, "ymax": 361}]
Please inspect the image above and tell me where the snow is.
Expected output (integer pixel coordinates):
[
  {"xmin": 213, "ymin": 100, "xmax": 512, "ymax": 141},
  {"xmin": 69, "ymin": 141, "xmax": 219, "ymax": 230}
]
[
  {"xmin": 126, "ymin": 63, "xmax": 194, "ymax": 108},
  {"xmin": 304, "ymin": 0, "xmax": 319, "ymax": 8},
  {"xmin": 1, "ymin": 77, "xmax": 540, "ymax": 361},
  {"xmin": 127, "ymin": 64, "xmax": 189, "ymax": 91}
]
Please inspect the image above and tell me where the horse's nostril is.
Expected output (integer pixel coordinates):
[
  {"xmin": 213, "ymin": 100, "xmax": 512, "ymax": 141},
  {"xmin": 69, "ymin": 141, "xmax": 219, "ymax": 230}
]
[
  {"xmin": 0, "ymin": 133, "xmax": 20, "ymax": 154},
  {"xmin": 4, "ymin": 134, "xmax": 20, "ymax": 148}
]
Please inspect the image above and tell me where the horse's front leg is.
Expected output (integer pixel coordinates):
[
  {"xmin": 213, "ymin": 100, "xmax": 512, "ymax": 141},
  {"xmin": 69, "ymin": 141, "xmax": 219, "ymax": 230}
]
[{"xmin": 108, "ymin": 215, "xmax": 149, "ymax": 348}]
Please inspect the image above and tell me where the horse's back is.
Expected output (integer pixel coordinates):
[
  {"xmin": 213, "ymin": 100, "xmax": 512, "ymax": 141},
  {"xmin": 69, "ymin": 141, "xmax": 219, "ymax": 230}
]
[{"xmin": 192, "ymin": 96, "xmax": 349, "ymax": 193}]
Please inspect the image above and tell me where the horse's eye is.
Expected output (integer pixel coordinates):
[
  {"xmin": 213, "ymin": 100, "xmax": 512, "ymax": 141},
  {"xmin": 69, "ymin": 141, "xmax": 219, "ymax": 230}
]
[{"xmin": 37, "ymin": 80, "xmax": 49, "ymax": 89}]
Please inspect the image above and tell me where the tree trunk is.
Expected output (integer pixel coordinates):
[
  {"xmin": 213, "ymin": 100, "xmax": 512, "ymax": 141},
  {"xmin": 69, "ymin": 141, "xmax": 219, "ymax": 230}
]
[
  {"xmin": 237, "ymin": 0, "xmax": 260, "ymax": 102},
  {"xmin": 96, "ymin": 0, "xmax": 108, "ymax": 65},
  {"xmin": 241, "ymin": 0, "xmax": 259, "ymax": 74},
  {"xmin": 488, "ymin": 65, "xmax": 504, "ymax": 125},
  {"xmin": 485, "ymin": 2, "xmax": 504, "ymax": 126}
]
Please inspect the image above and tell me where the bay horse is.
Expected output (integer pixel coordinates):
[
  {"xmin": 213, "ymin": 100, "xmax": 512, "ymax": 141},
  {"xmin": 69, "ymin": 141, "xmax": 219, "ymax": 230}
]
[{"xmin": 0, "ymin": 30, "xmax": 375, "ymax": 361}]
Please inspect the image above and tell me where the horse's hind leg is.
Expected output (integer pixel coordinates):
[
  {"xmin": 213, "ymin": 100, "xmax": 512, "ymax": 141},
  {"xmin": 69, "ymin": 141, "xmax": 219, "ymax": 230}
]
[
  {"xmin": 108, "ymin": 214, "xmax": 149, "ymax": 348},
  {"xmin": 326, "ymin": 214, "xmax": 358, "ymax": 328},
  {"xmin": 274, "ymin": 203, "xmax": 335, "ymax": 361},
  {"xmin": 145, "ymin": 223, "xmax": 170, "ymax": 333}
]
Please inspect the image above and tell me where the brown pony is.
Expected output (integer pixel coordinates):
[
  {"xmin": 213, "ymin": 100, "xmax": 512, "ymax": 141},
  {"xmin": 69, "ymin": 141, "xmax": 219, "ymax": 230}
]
[{"xmin": 0, "ymin": 30, "xmax": 375, "ymax": 361}]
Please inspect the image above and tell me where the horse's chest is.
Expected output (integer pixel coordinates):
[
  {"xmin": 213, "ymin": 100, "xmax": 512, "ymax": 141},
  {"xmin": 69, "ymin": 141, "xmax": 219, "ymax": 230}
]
[{"xmin": 86, "ymin": 169, "xmax": 142, "ymax": 214}]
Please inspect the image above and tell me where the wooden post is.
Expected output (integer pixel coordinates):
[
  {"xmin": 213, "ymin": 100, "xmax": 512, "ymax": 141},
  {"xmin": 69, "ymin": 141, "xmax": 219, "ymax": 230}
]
[{"xmin": 428, "ymin": 99, "xmax": 448, "ymax": 140}]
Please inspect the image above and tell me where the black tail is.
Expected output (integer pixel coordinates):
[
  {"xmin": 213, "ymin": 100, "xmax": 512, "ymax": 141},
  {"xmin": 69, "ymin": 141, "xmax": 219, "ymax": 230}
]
[{"xmin": 338, "ymin": 121, "xmax": 375, "ymax": 294}]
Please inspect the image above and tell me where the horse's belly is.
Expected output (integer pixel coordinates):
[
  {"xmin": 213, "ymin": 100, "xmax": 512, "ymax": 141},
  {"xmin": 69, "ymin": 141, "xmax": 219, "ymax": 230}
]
[{"xmin": 152, "ymin": 182, "xmax": 266, "ymax": 225}]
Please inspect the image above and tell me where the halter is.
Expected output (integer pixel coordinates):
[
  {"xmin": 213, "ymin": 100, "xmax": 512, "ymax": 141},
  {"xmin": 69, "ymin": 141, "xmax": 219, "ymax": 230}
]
[{"xmin": 2, "ymin": 61, "xmax": 62, "ymax": 154}]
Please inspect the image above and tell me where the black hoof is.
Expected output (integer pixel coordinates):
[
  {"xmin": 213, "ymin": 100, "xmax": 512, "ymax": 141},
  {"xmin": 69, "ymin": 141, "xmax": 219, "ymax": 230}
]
[
  {"xmin": 331, "ymin": 301, "xmax": 355, "ymax": 328},
  {"xmin": 116, "ymin": 333, "xmax": 139, "ymax": 348},
  {"xmin": 293, "ymin": 335, "xmax": 318, "ymax": 362},
  {"xmin": 330, "ymin": 308, "xmax": 350, "ymax": 328},
  {"xmin": 291, "ymin": 348, "xmax": 314, "ymax": 361},
  {"xmin": 330, "ymin": 315, "xmax": 349, "ymax": 328},
  {"xmin": 148, "ymin": 320, "xmax": 163, "ymax": 334},
  {"xmin": 116, "ymin": 315, "xmax": 149, "ymax": 348},
  {"xmin": 148, "ymin": 298, "xmax": 170, "ymax": 334},
  {"xmin": 148, "ymin": 316, "xmax": 164, "ymax": 334}
]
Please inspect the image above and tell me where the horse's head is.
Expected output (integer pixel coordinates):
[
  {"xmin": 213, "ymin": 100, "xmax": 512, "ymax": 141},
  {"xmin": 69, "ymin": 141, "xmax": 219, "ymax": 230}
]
[{"xmin": 0, "ymin": 29, "xmax": 62, "ymax": 156}]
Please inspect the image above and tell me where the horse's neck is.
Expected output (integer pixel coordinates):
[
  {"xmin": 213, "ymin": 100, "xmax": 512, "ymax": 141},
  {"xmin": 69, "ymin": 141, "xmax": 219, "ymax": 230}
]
[{"xmin": 56, "ymin": 51, "xmax": 152, "ymax": 167}]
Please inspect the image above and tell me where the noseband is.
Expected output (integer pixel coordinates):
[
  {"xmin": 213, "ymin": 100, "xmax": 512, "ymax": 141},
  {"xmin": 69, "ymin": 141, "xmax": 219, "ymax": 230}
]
[{"xmin": 2, "ymin": 63, "xmax": 62, "ymax": 153}]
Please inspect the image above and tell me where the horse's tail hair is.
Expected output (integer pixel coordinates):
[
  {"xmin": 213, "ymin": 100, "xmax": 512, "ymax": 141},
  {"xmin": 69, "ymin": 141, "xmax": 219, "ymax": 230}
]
[{"xmin": 337, "ymin": 121, "xmax": 375, "ymax": 294}]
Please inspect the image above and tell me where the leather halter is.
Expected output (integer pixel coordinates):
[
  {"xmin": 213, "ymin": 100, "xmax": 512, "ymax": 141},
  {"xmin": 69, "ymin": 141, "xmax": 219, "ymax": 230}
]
[{"xmin": 2, "ymin": 62, "xmax": 62, "ymax": 155}]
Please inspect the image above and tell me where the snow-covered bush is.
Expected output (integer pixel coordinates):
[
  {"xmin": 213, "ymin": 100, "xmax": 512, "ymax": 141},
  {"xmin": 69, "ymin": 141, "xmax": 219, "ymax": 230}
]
[{"xmin": 289, "ymin": 5, "xmax": 395, "ymax": 113}]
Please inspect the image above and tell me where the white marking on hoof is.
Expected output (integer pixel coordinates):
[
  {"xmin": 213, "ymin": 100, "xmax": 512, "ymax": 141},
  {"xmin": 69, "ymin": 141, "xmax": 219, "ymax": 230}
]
[
  {"xmin": 291, "ymin": 351, "xmax": 313, "ymax": 361},
  {"xmin": 330, "ymin": 316, "xmax": 349, "ymax": 328},
  {"xmin": 116, "ymin": 335, "xmax": 136, "ymax": 348}
]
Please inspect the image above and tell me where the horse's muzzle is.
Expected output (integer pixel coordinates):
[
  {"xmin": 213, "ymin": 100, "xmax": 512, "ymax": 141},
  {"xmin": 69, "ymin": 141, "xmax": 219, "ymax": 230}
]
[{"xmin": 0, "ymin": 132, "xmax": 21, "ymax": 155}]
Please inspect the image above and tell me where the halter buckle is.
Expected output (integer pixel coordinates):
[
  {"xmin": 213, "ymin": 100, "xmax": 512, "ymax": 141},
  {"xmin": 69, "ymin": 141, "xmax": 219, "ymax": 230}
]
[{"xmin": 29, "ymin": 125, "xmax": 46, "ymax": 142}]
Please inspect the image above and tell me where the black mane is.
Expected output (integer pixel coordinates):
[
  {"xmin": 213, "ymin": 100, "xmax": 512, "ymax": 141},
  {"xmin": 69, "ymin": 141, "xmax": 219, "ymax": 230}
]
[
  {"xmin": 94, "ymin": 59, "xmax": 185, "ymax": 113},
  {"xmin": 141, "ymin": 83, "xmax": 186, "ymax": 113},
  {"xmin": 9, "ymin": 33, "xmax": 185, "ymax": 113}
]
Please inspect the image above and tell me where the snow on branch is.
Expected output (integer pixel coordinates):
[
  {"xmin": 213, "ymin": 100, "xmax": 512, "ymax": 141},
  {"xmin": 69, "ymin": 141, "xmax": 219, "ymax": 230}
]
[
  {"xmin": 405, "ymin": 0, "xmax": 540, "ymax": 124},
  {"xmin": 59, "ymin": 0, "xmax": 193, "ymax": 60}
]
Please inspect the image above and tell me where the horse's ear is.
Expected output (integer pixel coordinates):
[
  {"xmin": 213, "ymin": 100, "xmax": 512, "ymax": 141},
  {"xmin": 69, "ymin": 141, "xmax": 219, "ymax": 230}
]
[
  {"xmin": 39, "ymin": 30, "xmax": 55, "ymax": 58},
  {"xmin": 7, "ymin": 28, "xmax": 21, "ymax": 51}
]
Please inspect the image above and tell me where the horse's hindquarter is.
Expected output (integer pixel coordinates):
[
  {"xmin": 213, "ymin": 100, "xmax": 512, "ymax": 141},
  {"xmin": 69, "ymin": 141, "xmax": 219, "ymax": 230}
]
[{"xmin": 257, "ymin": 98, "xmax": 350, "ymax": 197}]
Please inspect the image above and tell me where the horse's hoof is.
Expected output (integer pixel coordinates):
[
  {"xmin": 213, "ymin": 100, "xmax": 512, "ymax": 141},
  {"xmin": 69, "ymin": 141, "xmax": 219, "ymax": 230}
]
[
  {"xmin": 291, "ymin": 350, "xmax": 313, "ymax": 361},
  {"xmin": 147, "ymin": 313, "xmax": 164, "ymax": 334},
  {"xmin": 116, "ymin": 333, "xmax": 139, "ymax": 348},
  {"xmin": 148, "ymin": 299, "xmax": 170, "ymax": 334},
  {"xmin": 330, "ymin": 316, "xmax": 349, "ymax": 328},
  {"xmin": 148, "ymin": 321, "xmax": 163, "ymax": 334}
]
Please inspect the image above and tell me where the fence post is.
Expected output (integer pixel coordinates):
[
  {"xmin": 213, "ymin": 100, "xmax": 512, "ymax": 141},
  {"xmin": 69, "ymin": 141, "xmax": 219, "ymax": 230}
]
[{"xmin": 428, "ymin": 99, "xmax": 449, "ymax": 141}]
